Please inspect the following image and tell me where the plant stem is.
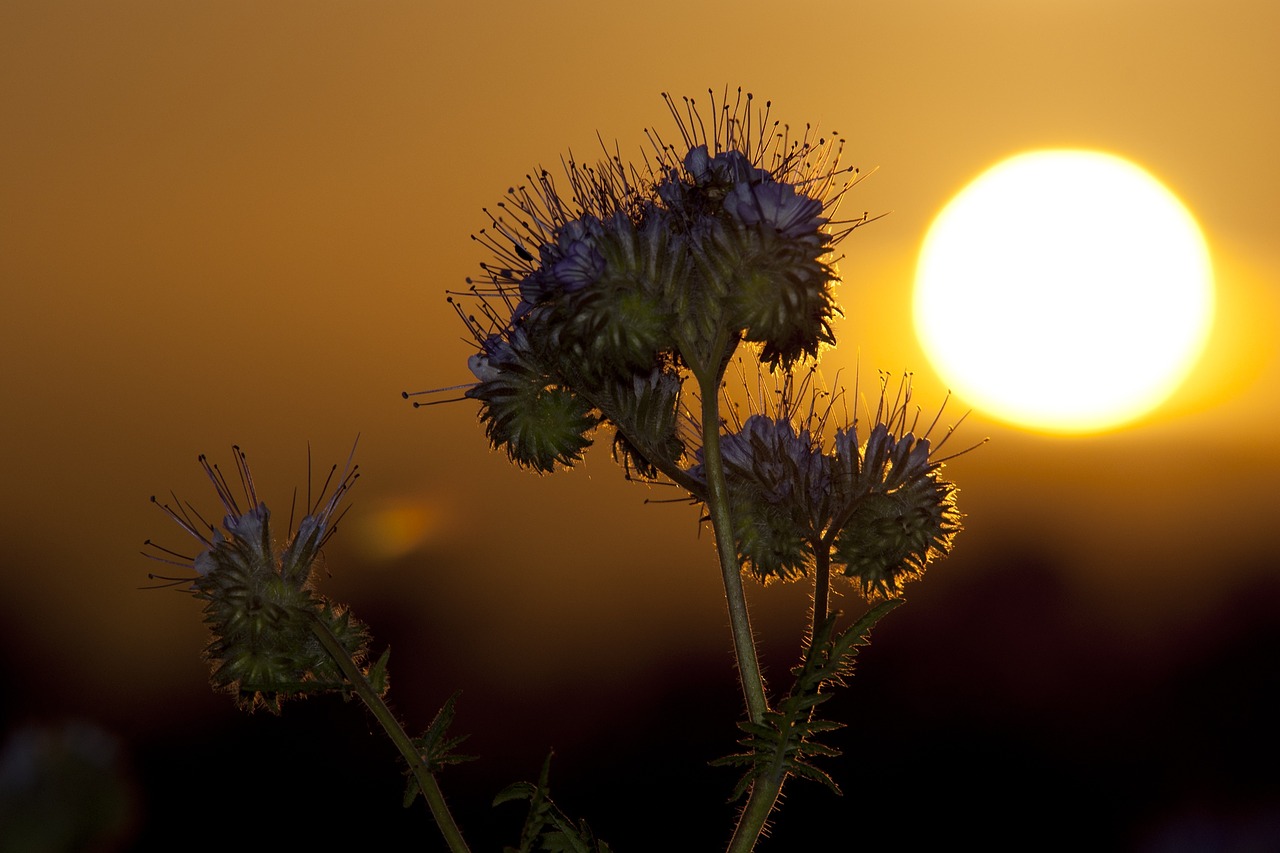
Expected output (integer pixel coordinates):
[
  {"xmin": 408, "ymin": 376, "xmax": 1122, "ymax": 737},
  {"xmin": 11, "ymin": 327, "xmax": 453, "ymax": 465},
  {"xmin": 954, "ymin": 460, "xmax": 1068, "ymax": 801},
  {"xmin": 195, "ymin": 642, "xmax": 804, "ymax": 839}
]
[
  {"xmin": 812, "ymin": 546, "xmax": 831, "ymax": 640},
  {"xmin": 694, "ymin": 357, "xmax": 780, "ymax": 851},
  {"xmin": 308, "ymin": 612, "xmax": 471, "ymax": 853},
  {"xmin": 698, "ymin": 375, "xmax": 768, "ymax": 726},
  {"xmin": 727, "ymin": 769, "xmax": 786, "ymax": 853}
]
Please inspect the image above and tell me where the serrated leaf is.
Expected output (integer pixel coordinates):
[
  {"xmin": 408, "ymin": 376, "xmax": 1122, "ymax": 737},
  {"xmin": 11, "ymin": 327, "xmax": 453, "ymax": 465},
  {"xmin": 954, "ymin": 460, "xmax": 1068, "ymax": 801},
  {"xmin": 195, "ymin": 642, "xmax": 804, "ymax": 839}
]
[
  {"xmin": 737, "ymin": 721, "xmax": 776, "ymax": 738},
  {"xmin": 790, "ymin": 761, "xmax": 842, "ymax": 795},
  {"xmin": 495, "ymin": 753, "xmax": 612, "ymax": 853},
  {"xmin": 709, "ymin": 753, "xmax": 755, "ymax": 769},
  {"xmin": 845, "ymin": 598, "xmax": 904, "ymax": 644},
  {"xmin": 493, "ymin": 780, "xmax": 540, "ymax": 807},
  {"xmin": 710, "ymin": 600, "xmax": 907, "ymax": 806},
  {"xmin": 413, "ymin": 691, "xmax": 476, "ymax": 771},
  {"xmin": 798, "ymin": 742, "xmax": 841, "ymax": 758},
  {"xmin": 790, "ymin": 693, "xmax": 831, "ymax": 712},
  {"xmin": 367, "ymin": 646, "xmax": 391, "ymax": 695},
  {"xmin": 402, "ymin": 774, "xmax": 421, "ymax": 809},
  {"xmin": 802, "ymin": 719, "xmax": 844, "ymax": 734},
  {"xmin": 541, "ymin": 829, "xmax": 591, "ymax": 853}
]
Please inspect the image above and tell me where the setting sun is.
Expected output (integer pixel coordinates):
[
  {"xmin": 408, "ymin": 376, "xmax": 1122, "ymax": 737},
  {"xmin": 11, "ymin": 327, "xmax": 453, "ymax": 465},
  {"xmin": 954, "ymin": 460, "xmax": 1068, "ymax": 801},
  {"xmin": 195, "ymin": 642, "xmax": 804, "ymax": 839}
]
[{"xmin": 913, "ymin": 150, "xmax": 1215, "ymax": 433}]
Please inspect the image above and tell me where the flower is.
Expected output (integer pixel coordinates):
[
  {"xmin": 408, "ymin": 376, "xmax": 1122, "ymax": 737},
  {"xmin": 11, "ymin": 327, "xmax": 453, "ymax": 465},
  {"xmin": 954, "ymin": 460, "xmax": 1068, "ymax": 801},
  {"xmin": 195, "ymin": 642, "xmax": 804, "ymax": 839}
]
[
  {"xmin": 145, "ymin": 444, "xmax": 366, "ymax": 712},
  {"xmin": 443, "ymin": 89, "xmax": 870, "ymax": 476},
  {"xmin": 723, "ymin": 180, "xmax": 825, "ymax": 242},
  {"xmin": 688, "ymin": 368, "xmax": 975, "ymax": 598},
  {"xmin": 829, "ymin": 420, "xmax": 962, "ymax": 600}
]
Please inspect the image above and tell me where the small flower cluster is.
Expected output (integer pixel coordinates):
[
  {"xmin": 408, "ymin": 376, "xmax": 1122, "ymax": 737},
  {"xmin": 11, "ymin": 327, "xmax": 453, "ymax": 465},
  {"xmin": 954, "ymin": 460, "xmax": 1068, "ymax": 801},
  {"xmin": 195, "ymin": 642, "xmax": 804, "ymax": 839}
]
[
  {"xmin": 146, "ymin": 447, "xmax": 365, "ymax": 712},
  {"xmin": 443, "ymin": 90, "xmax": 868, "ymax": 475},
  {"xmin": 696, "ymin": 370, "xmax": 967, "ymax": 599}
]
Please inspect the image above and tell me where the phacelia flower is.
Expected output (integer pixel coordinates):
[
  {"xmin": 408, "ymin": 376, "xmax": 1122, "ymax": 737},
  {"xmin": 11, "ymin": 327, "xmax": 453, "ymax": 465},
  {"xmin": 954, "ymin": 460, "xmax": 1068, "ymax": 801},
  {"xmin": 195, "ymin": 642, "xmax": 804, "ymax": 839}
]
[
  {"xmin": 688, "ymin": 368, "xmax": 975, "ymax": 598},
  {"xmin": 145, "ymin": 444, "xmax": 367, "ymax": 712},
  {"xmin": 439, "ymin": 88, "xmax": 871, "ymax": 479}
]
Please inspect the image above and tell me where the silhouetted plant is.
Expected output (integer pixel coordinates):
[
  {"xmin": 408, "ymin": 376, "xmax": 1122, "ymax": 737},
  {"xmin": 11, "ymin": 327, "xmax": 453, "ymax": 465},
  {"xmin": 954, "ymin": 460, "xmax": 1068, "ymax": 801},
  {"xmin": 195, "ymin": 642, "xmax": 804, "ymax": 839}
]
[{"xmin": 149, "ymin": 89, "xmax": 978, "ymax": 852}]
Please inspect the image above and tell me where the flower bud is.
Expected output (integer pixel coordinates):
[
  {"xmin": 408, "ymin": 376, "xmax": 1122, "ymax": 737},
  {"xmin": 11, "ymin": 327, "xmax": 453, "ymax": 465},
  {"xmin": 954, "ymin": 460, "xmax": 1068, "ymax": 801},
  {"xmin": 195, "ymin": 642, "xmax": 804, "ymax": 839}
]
[
  {"xmin": 468, "ymin": 369, "xmax": 597, "ymax": 474},
  {"xmin": 147, "ymin": 447, "xmax": 365, "ymax": 712},
  {"xmin": 831, "ymin": 426, "xmax": 961, "ymax": 599},
  {"xmin": 540, "ymin": 212, "xmax": 679, "ymax": 377},
  {"xmin": 598, "ymin": 366, "xmax": 686, "ymax": 480}
]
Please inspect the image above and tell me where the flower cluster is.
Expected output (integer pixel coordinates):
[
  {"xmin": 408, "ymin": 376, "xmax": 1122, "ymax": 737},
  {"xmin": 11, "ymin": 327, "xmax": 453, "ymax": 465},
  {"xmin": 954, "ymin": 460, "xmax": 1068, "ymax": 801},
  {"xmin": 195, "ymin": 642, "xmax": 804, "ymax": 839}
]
[
  {"xmin": 145, "ymin": 446, "xmax": 366, "ymax": 712},
  {"xmin": 432, "ymin": 89, "xmax": 968, "ymax": 600},
  {"xmin": 694, "ymin": 370, "xmax": 967, "ymax": 599},
  {"xmin": 444, "ymin": 90, "xmax": 868, "ymax": 475}
]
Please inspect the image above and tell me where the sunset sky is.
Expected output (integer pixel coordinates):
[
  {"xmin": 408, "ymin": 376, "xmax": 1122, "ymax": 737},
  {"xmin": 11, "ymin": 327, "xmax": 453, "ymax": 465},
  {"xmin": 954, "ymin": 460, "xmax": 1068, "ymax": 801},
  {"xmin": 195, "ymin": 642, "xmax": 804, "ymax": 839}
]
[{"xmin": 2, "ymin": 1, "xmax": 1278, "ymax": 848}]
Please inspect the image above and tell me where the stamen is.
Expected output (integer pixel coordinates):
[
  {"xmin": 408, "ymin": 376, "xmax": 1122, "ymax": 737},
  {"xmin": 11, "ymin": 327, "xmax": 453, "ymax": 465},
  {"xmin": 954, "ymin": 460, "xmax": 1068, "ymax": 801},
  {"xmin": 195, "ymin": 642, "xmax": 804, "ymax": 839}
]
[
  {"xmin": 140, "ymin": 574, "xmax": 195, "ymax": 589},
  {"xmin": 199, "ymin": 454, "xmax": 239, "ymax": 518},
  {"xmin": 233, "ymin": 445, "xmax": 259, "ymax": 511},
  {"xmin": 150, "ymin": 493, "xmax": 214, "ymax": 548},
  {"xmin": 142, "ymin": 538, "xmax": 193, "ymax": 563}
]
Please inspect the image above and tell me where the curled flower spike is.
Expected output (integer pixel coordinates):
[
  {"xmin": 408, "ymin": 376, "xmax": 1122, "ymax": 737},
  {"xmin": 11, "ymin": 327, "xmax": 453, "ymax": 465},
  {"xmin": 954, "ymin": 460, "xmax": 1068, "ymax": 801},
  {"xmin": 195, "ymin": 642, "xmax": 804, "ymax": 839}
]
[
  {"xmin": 431, "ymin": 88, "xmax": 874, "ymax": 480},
  {"xmin": 145, "ymin": 443, "xmax": 366, "ymax": 712},
  {"xmin": 692, "ymin": 365, "xmax": 980, "ymax": 599}
]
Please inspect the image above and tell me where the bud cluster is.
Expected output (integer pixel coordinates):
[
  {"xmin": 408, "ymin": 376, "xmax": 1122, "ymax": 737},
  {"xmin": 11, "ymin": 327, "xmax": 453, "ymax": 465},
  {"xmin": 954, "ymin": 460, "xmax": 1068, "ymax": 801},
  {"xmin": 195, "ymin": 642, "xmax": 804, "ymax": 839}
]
[
  {"xmin": 692, "ymin": 371, "xmax": 966, "ymax": 599},
  {"xmin": 448, "ymin": 90, "xmax": 868, "ymax": 475},
  {"xmin": 146, "ymin": 447, "xmax": 366, "ymax": 712}
]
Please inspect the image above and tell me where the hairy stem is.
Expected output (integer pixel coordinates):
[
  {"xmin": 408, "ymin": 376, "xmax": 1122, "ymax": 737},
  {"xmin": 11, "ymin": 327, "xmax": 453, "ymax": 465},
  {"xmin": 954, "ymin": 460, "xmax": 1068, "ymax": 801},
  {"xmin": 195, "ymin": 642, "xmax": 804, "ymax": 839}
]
[
  {"xmin": 812, "ymin": 546, "xmax": 831, "ymax": 640},
  {"xmin": 727, "ymin": 769, "xmax": 786, "ymax": 853},
  {"xmin": 308, "ymin": 612, "xmax": 471, "ymax": 853},
  {"xmin": 692, "ymin": 351, "xmax": 779, "ymax": 852},
  {"xmin": 698, "ymin": 375, "xmax": 768, "ymax": 726}
]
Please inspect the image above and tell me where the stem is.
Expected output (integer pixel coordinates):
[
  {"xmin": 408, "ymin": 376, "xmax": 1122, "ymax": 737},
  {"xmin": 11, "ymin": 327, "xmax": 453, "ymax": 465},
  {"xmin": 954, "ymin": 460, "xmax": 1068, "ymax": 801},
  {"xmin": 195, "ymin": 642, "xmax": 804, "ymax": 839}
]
[
  {"xmin": 727, "ymin": 770, "xmax": 786, "ymax": 853},
  {"xmin": 308, "ymin": 612, "xmax": 471, "ymax": 853},
  {"xmin": 698, "ymin": 375, "xmax": 768, "ymax": 726},
  {"xmin": 812, "ymin": 546, "xmax": 831, "ymax": 640},
  {"xmin": 728, "ymin": 544, "xmax": 827, "ymax": 853},
  {"xmin": 692, "ymin": 353, "xmax": 778, "ymax": 851}
]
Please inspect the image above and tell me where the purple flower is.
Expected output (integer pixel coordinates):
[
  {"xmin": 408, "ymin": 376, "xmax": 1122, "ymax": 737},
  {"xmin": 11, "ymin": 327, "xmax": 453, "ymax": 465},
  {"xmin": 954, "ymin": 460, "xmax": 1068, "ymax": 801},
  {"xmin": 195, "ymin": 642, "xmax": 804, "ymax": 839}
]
[
  {"xmin": 548, "ymin": 217, "xmax": 607, "ymax": 292},
  {"xmin": 684, "ymin": 145, "xmax": 769, "ymax": 186},
  {"xmin": 723, "ymin": 181, "xmax": 825, "ymax": 242}
]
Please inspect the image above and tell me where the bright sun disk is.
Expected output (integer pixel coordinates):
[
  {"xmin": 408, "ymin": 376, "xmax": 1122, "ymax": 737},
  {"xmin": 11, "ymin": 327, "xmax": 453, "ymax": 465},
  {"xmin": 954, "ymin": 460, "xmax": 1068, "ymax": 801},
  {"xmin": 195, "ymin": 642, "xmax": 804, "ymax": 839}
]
[{"xmin": 913, "ymin": 149, "xmax": 1215, "ymax": 434}]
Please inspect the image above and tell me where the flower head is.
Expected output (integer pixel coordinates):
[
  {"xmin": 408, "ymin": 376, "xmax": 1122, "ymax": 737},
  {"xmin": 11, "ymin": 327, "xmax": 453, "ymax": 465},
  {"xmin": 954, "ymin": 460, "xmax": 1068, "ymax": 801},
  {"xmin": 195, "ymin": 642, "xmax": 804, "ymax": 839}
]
[
  {"xmin": 145, "ymin": 444, "xmax": 366, "ymax": 712},
  {"xmin": 689, "ymin": 367, "xmax": 976, "ymax": 598},
  {"xmin": 441, "ymin": 89, "xmax": 871, "ymax": 476}
]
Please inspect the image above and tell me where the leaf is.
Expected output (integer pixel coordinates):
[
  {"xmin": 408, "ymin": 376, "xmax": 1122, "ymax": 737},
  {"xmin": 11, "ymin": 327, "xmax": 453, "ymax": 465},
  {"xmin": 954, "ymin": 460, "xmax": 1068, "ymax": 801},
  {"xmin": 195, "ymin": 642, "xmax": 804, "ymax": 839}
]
[
  {"xmin": 366, "ymin": 647, "xmax": 391, "ymax": 696},
  {"xmin": 403, "ymin": 691, "xmax": 474, "ymax": 807},
  {"xmin": 495, "ymin": 753, "xmax": 612, "ymax": 853},
  {"xmin": 713, "ymin": 601, "xmax": 905, "ymax": 801},
  {"xmin": 402, "ymin": 775, "xmax": 421, "ymax": 809},
  {"xmin": 414, "ymin": 691, "xmax": 476, "ymax": 772},
  {"xmin": 493, "ymin": 780, "xmax": 540, "ymax": 807}
]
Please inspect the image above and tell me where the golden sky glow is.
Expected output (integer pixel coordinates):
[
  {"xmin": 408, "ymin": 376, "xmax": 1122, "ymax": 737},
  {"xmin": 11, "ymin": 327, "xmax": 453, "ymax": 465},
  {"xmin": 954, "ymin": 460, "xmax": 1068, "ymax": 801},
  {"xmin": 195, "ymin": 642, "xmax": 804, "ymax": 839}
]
[{"xmin": 1, "ymin": 1, "xmax": 1278, "ymax": 845}]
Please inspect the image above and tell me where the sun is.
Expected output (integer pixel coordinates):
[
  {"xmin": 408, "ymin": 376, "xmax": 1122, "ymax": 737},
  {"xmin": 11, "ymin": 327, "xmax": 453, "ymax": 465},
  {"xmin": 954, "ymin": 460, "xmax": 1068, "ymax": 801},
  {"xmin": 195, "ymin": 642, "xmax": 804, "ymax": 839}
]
[{"xmin": 913, "ymin": 150, "xmax": 1215, "ymax": 434}]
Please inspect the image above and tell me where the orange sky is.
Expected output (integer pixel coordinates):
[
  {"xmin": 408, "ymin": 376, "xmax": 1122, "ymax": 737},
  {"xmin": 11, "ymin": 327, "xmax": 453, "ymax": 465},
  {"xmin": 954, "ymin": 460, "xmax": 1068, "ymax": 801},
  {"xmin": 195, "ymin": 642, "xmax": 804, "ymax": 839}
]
[{"xmin": 2, "ymin": 1, "xmax": 1278, "ymax": 847}]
